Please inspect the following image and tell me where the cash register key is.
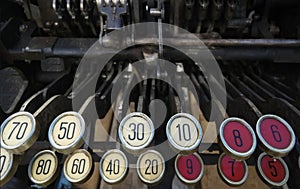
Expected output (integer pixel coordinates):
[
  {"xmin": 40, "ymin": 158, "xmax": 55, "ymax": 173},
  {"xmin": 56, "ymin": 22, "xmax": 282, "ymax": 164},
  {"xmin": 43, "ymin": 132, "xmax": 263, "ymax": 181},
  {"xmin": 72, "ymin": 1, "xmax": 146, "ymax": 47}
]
[
  {"xmin": 118, "ymin": 112, "xmax": 155, "ymax": 151},
  {"xmin": 0, "ymin": 147, "xmax": 18, "ymax": 187},
  {"xmin": 257, "ymin": 152, "xmax": 289, "ymax": 187},
  {"xmin": 99, "ymin": 149, "xmax": 128, "ymax": 184},
  {"xmin": 218, "ymin": 153, "xmax": 248, "ymax": 186},
  {"xmin": 256, "ymin": 114, "xmax": 296, "ymax": 157},
  {"xmin": 48, "ymin": 111, "xmax": 85, "ymax": 155},
  {"xmin": 166, "ymin": 113, "xmax": 203, "ymax": 153},
  {"xmin": 28, "ymin": 150, "xmax": 58, "ymax": 187},
  {"xmin": 219, "ymin": 117, "xmax": 257, "ymax": 160},
  {"xmin": 63, "ymin": 149, "xmax": 93, "ymax": 184},
  {"xmin": 0, "ymin": 111, "xmax": 39, "ymax": 154},
  {"xmin": 137, "ymin": 150, "xmax": 165, "ymax": 184},
  {"xmin": 175, "ymin": 152, "xmax": 204, "ymax": 184}
]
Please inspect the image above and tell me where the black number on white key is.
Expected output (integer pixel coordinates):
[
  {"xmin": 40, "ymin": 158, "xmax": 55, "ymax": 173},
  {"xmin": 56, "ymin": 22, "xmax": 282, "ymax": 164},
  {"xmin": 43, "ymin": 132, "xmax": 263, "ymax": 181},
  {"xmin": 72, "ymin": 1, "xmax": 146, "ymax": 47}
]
[
  {"xmin": 58, "ymin": 122, "xmax": 76, "ymax": 140},
  {"xmin": 176, "ymin": 123, "xmax": 191, "ymax": 141},
  {"xmin": 36, "ymin": 159, "xmax": 51, "ymax": 175},
  {"xmin": 270, "ymin": 125, "xmax": 282, "ymax": 143},
  {"xmin": 232, "ymin": 129, "xmax": 243, "ymax": 147},
  {"xmin": 71, "ymin": 159, "xmax": 86, "ymax": 174},
  {"xmin": 145, "ymin": 159, "xmax": 158, "ymax": 175},
  {"xmin": 8, "ymin": 122, "xmax": 28, "ymax": 140},
  {"xmin": 106, "ymin": 159, "xmax": 120, "ymax": 175},
  {"xmin": 128, "ymin": 123, "xmax": 145, "ymax": 141},
  {"xmin": 0, "ymin": 155, "xmax": 6, "ymax": 173}
]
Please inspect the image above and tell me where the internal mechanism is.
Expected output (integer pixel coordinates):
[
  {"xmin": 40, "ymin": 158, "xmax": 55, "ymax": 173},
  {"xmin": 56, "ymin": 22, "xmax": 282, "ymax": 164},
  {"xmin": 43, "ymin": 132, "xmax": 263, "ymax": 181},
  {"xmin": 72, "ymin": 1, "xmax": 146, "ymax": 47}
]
[
  {"xmin": 2, "ymin": 0, "xmax": 300, "ymax": 38},
  {"xmin": 0, "ymin": 0, "xmax": 300, "ymax": 189}
]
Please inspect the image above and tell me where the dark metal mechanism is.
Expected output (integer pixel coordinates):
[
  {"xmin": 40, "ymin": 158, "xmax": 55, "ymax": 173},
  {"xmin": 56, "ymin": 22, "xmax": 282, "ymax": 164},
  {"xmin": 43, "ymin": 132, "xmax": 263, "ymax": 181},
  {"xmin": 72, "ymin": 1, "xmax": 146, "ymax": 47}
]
[{"xmin": 0, "ymin": 0, "xmax": 300, "ymax": 189}]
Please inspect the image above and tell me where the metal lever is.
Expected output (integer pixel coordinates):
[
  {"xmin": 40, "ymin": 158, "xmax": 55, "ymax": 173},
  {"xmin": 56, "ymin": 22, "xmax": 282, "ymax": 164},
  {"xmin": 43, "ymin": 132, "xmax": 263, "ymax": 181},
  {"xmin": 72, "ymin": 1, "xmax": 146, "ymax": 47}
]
[
  {"xmin": 66, "ymin": 0, "xmax": 77, "ymax": 19},
  {"xmin": 52, "ymin": 0, "xmax": 63, "ymax": 19},
  {"xmin": 80, "ymin": 0, "xmax": 90, "ymax": 19},
  {"xmin": 99, "ymin": 0, "xmax": 127, "ymax": 30}
]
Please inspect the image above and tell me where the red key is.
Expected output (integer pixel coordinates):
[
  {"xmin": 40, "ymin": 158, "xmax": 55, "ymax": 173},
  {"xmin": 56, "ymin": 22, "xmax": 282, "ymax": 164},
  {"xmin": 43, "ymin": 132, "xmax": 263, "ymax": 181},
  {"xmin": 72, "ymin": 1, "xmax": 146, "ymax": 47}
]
[
  {"xmin": 218, "ymin": 153, "xmax": 248, "ymax": 185},
  {"xmin": 220, "ymin": 118, "xmax": 257, "ymax": 160},
  {"xmin": 257, "ymin": 152, "xmax": 289, "ymax": 187},
  {"xmin": 175, "ymin": 152, "xmax": 204, "ymax": 184},
  {"xmin": 256, "ymin": 115, "xmax": 296, "ymax": 157}
]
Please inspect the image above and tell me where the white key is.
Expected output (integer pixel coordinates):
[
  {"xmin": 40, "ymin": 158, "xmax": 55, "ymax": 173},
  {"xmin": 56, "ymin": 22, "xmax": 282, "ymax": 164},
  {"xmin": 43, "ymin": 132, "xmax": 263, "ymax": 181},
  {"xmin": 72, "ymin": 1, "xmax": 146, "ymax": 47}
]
[
  {"xmin": 28, "ymin": 150, "xmax": 58, "ymax": 187},
  {"xmin": 0, "ymin": 147, "xmax": 18, "ymax": 187},
  {"xmin": 48, "ymin": 111, "xmax": 85, "ymax": 154},
  {"xmin": 0, "ymin": 112, "xmax": 39, "ymax": 154},
  {"xmin": 118, "ymin": 112, "xmax": 154, "ymax": 151},
  {"xmin": 63, "ymin": 149, "xmax": 93, "ymax": 184},
  {"xmin": 99, "ymin": 149, "xmax": 128, "ymax": 184},
  {"xmin": 166, "ymin": 113, "xmax": 202, "ymax": 153},
  {"xmin": 137, "ymin": 150, "xmax": 165, "ymax": 184}
]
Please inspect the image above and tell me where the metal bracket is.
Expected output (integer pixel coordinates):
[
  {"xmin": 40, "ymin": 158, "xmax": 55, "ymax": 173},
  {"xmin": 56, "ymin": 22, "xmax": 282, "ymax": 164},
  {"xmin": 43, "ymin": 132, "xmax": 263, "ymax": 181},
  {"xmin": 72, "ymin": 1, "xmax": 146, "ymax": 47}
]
[{"xmin": 99, "ymin": 0, "xmax": 127, "ymax": 30}]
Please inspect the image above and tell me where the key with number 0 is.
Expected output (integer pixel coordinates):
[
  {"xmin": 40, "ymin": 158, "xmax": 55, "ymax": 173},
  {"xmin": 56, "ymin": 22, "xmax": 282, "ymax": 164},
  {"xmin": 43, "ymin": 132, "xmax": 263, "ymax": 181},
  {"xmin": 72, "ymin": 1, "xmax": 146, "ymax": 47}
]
[
  {"xmin": 166, "ymin": 113, "xmax": 203, "ymax": 153},
  {"xmin": 28, "ymin": 150, "xmax": 58, "ymax": 187},
  {"xmin": 48, "ymin": 111, "xmax": 86, "ymax": 155},
  {"xmin": 0, "ymin": 112, "xmax": 39, "ymax": 154}
]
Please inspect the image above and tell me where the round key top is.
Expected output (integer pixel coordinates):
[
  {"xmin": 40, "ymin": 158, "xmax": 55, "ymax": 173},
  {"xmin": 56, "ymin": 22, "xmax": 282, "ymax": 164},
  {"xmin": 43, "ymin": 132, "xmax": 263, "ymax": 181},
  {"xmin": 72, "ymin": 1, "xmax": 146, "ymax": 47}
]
[
  {"xmin": 0, "ymin": 147, "xmax": 18, "ymax": 187},
  {"xmin": 218, "ymin": 153, "xmax": 248, "ymax": 186},
  {"xmin": 63, "ymin": 149, "xmax": 93, "ymax": 184},
  {"xmin": 99, "ymin": 149, "xmax": 128, "ymax": 184},
  {"xmin": 219, "ymin": 118, "xmax": 257, "ymax": 160},
  {"xmin": 28, "ymin": 150, "xmax": 58, "ymax": 187},
  {"xmin": 48, "ymin": 112, "xmax": 85, "ymax": 154},
  {"xmin": 175, "ymin": 152, "xmax": 204, "ymax": 184},
  {"xmin": 256, "ymin": 115, "xmax": 296, "ymax": 157},
  {"xmin": 257, "ymin": 152, "xmax": 289, "ymax": 187},
  {"xmin": 137, "ymin": 150, "xmax": 165, "ymax": 184},
  {"xmin": 118, "ymin": 112, "xmax": 154, "ymax": 151},
  {"xmin": 0, "ymin": 112, "xmax": 39, "ymax": 154},
  {"xmin": 166, "ymin": 113, "xmax": 202, "ymax": 153}
]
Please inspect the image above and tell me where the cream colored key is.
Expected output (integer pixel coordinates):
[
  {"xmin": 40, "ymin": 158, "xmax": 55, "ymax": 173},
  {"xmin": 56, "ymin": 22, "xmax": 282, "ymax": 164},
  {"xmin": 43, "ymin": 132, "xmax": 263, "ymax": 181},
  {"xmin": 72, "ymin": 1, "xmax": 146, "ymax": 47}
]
[
  {"xmin": 0, "ymin": 147, "xmax": 18, "ymax": 187},
  {"xmin": 166, "ymin": 113, "xmax": 203, "ymax": 153},
  {"xmin": 63, "ymin": 149, "xmax": 93, "ymax": 184},
  {"xmin": 99, "ymin": 149, "xmax": 128, "ymax": 184},
  {"xmin": 48, "ymin": 112, "xmax": 85, "ymax": 154},
  {"xmin": 0, "ymin": 112, "xmax": 39, "ymax": 154},
  {"xmin": 137, "ymin": 150, "xmax": 165, "ymax": 184},
  {"xmin": 28, "ymin": 150, "xmax": 58, "ymax": 187},
  {"xmin": 118, "ymin": 112, "xmax": 154, "ymax": 151}
]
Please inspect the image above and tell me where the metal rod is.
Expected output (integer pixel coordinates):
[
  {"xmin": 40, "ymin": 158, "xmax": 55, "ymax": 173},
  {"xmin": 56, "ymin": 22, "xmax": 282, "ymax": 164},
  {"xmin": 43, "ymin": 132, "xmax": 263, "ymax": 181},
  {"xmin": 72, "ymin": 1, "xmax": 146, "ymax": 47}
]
[{"xmin": 7, "ymin": 37, "xmax": 300, "ymax": 61}]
